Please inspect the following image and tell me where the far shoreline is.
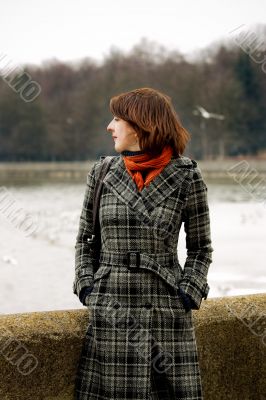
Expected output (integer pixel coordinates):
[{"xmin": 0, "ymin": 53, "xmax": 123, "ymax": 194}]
[{"xmin": 0, "ymin": 157, "xmax": 265, "ymax": 184}]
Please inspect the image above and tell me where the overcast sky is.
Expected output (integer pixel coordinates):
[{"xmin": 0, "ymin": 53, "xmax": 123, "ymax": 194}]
[{"xmin": 0, "ymin": 0, "xmax": 265, "ymax": 66}]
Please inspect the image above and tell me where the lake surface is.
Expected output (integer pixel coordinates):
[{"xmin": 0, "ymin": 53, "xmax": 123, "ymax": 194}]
[{"xmin": 0, "ymin": 175, "xmax": 265, "ymax": 314}]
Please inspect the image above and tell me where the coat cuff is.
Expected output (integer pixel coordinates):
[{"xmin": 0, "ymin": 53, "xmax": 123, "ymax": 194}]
[
  {"xmin": 73, "ymin": 268, "xmax": 94, "ymax": 299},
  {"xmin": 178, "ymin": 279, "xmax": 210, "ymax": 310}
]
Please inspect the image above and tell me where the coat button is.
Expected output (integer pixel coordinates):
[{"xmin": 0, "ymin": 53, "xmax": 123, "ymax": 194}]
[{"xmin": 143, "ymin": 303, "xmax": 152, "ymax": 309}]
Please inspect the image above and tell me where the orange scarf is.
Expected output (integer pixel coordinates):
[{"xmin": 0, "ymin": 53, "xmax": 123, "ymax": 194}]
[{"xmin": 122, "ymin": 145, "xmax": 173, "ymax": 192}]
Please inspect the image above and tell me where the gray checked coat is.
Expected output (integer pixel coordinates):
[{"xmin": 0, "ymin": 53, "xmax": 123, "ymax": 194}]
[{"xmin": 73, "ymin": 154, "xmax": 213, "ymax": 400}]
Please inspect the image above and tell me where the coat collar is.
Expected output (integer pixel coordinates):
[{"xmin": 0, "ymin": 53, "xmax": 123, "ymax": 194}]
[{"xmin": 102, "ymin": 154, "xmax": 196, "ymax": 222}]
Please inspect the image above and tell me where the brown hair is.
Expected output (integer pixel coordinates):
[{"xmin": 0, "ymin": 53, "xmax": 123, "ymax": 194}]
[{"xmin": 109, "ymin": 87, "xmax": 190, "ymax": 157}]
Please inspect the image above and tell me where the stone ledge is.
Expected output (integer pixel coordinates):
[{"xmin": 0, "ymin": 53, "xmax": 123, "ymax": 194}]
[{"xmin": 0, "ymin": 293, "xmax": 265, "ymax": 399}]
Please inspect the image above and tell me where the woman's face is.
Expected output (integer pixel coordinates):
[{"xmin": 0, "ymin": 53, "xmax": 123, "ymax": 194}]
[{"xmin": 107, "ymin": 116, "xmax": 141, "ymax": 153}]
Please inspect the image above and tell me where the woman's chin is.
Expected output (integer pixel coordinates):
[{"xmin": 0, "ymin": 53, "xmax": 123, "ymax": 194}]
[{"xmin": 114, "ymin": 143, "xmax": 123, "ymax": 153}]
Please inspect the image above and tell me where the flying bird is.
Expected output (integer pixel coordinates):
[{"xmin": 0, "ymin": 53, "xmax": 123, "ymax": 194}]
[{"xmin": 193, "ymin": 105, "xmax": 225, "ymax": 120}]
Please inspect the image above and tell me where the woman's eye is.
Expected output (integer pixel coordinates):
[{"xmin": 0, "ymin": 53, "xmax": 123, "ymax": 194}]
[{"xmin": 114, "ymin": 117, "xmax": 119, "ymax": 121}]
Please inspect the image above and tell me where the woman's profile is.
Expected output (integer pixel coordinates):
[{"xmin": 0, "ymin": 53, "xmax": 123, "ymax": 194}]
[{"xmin": 73, "ymin": 87, "xmax": 213, "ymax": 399}]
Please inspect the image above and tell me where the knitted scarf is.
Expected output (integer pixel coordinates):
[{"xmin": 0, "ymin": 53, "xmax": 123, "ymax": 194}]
[{"xmin": 121, "ymin": 145, "xmax": 173, "ymax": 192}]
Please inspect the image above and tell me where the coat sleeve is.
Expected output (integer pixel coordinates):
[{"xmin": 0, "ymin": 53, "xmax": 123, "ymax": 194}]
[
  {"xmin": 179, "ymin": 166, "xmax": 214, "ymax": 310},
  {"xmin": 73, "ymin": 161, "xmax": 99, "ymax": 299}
]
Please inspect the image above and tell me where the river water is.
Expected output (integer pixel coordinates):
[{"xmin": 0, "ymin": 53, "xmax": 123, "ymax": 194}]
[{"xmin": 0, "ymin": 178, "xmax": 265, "ymax": 314}]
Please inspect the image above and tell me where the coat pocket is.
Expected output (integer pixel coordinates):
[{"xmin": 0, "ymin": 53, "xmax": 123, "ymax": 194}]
[
  {"xmin": 93, "ymin": 264, "xmax": 112, "ymax": 283},
  {"xmin": 85, "ymin": 264, "xmax": 113, "ymax": 306}
]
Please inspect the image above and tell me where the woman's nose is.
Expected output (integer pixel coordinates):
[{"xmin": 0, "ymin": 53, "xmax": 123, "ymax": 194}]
[{"xmin": 106, "ymin": 122, "xmax": 112, "ymax": 132}]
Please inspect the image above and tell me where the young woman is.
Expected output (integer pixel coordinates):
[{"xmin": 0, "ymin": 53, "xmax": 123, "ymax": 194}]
[{"xmin": 73, "ymin": 87, "xmax": 213, "ymax": 399}]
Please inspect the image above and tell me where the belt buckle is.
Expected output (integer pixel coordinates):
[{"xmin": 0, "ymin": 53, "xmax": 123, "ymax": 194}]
[{"xmin": 127, "ymin": 251, "xmax": 140, "ymax": 269}]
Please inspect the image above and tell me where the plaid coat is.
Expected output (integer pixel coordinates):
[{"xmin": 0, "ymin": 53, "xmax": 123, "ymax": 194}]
[{"xmin": 73, "ymin": 154, "xmax": 213, "ymax": 400}]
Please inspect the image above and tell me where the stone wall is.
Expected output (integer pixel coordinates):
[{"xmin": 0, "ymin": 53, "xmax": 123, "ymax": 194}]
[{"xmin": 0, "ymin": 293, "xmax": 265, "ymax": 399}]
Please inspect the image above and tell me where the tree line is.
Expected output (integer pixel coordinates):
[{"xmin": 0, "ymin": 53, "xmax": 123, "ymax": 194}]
[{"xmin": 0, "ymin": 35, "xmax": 266, "ymax": 161}]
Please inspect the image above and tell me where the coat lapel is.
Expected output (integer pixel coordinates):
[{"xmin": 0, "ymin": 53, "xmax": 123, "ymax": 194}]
[{"xmin": 102, "ymin": 155, "xmax": 194, "ymax": 222}]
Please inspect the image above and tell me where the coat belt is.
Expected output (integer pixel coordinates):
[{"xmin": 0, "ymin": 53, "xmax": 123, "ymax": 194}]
[
  {"xmin": 99, "ymin": 250, "xmax": 181, "ymax": 290},
  {"xmin": 99, "ymin": 250, "xmax": 177, "ymax": 267}
]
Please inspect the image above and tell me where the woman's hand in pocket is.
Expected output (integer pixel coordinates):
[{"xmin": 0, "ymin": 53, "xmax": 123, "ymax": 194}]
[
  {"xmin": 79, "ymin": 285, "xmax": 94, "ymax": 306},
  {"xmin": 84, "ymin": 286, "xmax": 94, "ymax": 306},
  {"xmin": 177, "ymin": 287, "xmax": 195, "ymax": 312}
]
